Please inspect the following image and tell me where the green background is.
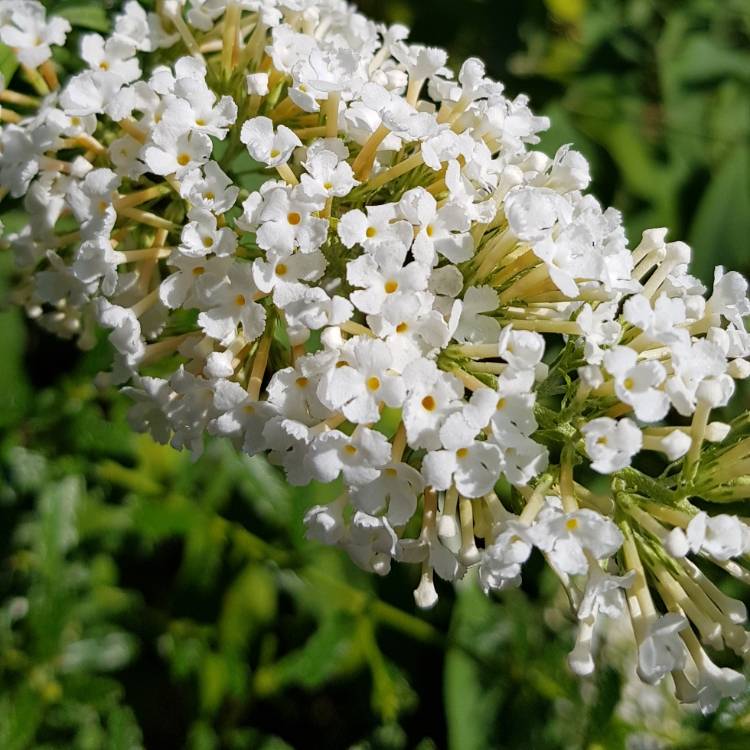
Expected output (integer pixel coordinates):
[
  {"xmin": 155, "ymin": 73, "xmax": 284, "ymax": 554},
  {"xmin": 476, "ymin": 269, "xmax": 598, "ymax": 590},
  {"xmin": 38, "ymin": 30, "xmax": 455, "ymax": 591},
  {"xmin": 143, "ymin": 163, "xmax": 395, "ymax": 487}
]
[{"xmin": 1, "ymin": 0, "xmax": 750, "ymax": 747}]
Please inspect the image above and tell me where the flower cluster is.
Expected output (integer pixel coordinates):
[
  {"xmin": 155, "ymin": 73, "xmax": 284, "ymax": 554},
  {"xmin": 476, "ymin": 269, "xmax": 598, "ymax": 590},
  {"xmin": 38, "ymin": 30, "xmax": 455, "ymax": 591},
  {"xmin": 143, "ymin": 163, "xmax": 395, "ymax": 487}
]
[{"xmin": 3, "ymin": 0, "xmax": 750, "ymax": 711}]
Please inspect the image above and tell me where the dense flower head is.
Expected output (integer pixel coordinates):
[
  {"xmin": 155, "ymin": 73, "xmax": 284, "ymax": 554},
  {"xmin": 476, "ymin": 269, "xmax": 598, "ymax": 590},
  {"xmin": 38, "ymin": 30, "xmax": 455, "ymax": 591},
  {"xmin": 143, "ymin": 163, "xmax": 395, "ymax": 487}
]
[{"xmin": 3, "ymin": 0, "xmax": 750, "ymax": 712}]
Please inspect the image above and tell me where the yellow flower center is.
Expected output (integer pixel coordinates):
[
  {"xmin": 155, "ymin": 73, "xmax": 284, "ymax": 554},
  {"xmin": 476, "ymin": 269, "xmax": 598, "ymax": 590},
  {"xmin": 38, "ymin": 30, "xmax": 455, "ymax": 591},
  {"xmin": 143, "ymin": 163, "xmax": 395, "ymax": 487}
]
[
  {"xmin": 295, "ymin": 376, "xmax": 309, "ymax": 387},
  {"xmin": 235, "ymin": 294, "xmax": 246, "ymax": 306},
  {"xmin": 421, "ymin": 395, "xmax": 436, "ymax": 411},
  {"xmin": 287, "ymin": 212, "xmax": 301, "ymax": 225},
  {"xmin": 366, "ymin": 376, "xmax": 381, "ymax": 391},
  {"xmin": 365, "ymin": 226, "xmax": 377, "ymax": 238},
  {"xmin": 384, "ymin": 279, "xmax": 399, "ymax": 294},
  {"xmin": 624, "ymin": 377, "xmax": 634, "ymax": 390},
  {"xmin": 344, "ymin": 444, "xmax": 358, "ymax": 455},
  {"xmin": 565, "ymin": 518, "xmax": 578, "ymax": 531},
  {"xmin": 496, "ymin": 397, "xmax": 506, "ymax": 410},
  {"xmin": 177, "ymin": 153, "xmax": 191, "ymax": 166},
  {"xmin": 456, "ymin": 448, "xmax": 468, "ymax": 459},
  {"xmin": 192, "ymin": 266, "xmax": 206, "ymax": 276},
  {"xmin": 275, "ymin": 263, "xmax": 288, "ymax": 276}
]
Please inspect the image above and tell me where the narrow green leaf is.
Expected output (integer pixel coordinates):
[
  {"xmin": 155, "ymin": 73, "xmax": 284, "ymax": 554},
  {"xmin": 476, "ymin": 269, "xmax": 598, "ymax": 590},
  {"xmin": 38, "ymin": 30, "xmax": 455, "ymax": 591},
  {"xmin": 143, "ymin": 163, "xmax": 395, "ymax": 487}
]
[
  {"xmin": 0, "ymin": 43, "xmax": 18, "ymax": 84},
  {"xmin": 54, "ymin": 3, "xmax": 110, "ymax": 32},
  {"xmin": 689, "ymin": 146, "xmax": 750, "ymax": 283}
]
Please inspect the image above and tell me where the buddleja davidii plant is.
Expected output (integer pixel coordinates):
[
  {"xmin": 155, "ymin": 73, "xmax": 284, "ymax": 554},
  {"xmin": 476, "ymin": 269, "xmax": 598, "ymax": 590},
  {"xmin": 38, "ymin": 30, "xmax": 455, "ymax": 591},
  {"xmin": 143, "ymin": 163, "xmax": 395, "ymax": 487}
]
[{"xmin": 2, "ymin": 0, "xmax": 750, "ymax": 714}]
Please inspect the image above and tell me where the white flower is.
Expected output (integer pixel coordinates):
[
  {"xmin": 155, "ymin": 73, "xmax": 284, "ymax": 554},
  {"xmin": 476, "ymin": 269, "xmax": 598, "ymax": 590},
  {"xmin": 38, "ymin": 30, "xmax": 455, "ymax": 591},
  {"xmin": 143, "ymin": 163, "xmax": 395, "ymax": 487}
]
[
  {"xmin": 72, "ymin": 239, "xmax": 125, "ymax": 297},
  {"xmin": 0, "ymin": 2, "xmax": 70, "ymax": 68},
  {"xmin": 504, "ymin": 186, "xmax": 573, "ymax": 244},
  {"xmin": 343, "ymin": 512, "xmax": 398, "ymax": 576},
  {"xmin": 95, "ymin": 299, "xmax": 145, "ymax": 368},
  {"xmin": 304, "ymin": 496, "xmax": 346, "ymax": 545},
  {"xmin": 60, "ymin": 70, "xmax": 128, "ymax": 117},
  {"xmin": 478, "ymin": 521, "xmax": 533, "ymax": 592},
  {"xmin": 422, "ymin": 439, "xmax": 502, "ymax": 498},
  {"xmin": 246, "ymin": 72, "xmax": 269, "ymax": 96},
  {"xmin": 498, "ymin": 326, "xmax": 546, "ymax": 373},
  {"xmin": 399, "ymin": 187, "xmax": 474, "ymax": 265},
  {"xmin": 300, "ymin": 148, "xmax": 358, "ymax": 201},
  {"xmin": 317, "ymin": 337, "xmax": 405, "ymax": 424},
  {"xmin": 307, "ymin": 426, "xmax": 391, "ymax": 486},
  {"xmin": 165, "ymin": 367, "xmax": 217, "ymax": 458},
  {"xmin": 693, "ymin": 648, "xmax": 746, "ymax": 714},
  {"xmin": 66, "ymin": 168, "xmax": 121, "ymax": 241},
  {"xmin": 667, "ymin": 339, "xmax": 733, "ymax": 416},
  {"xmin": 179, "ymin": 161, "xmax": 239, "ymax": 214},
  {"xmin": 253, "ymin": 185, "xmax": 328, "ymax": 255},
  {"xmin": 452, "ymin": 285, "xmax": 502, "ymax": 345},
  {"xmin": 163, "ymin": 77, "xmax": 237, "ymax": 139},
  {"xmin": 179, "ymin": 208, "xmax": 237, "ymax": 257},
  {"xmin": 569, "ymin": 565, "xmax": 633, "ymax": 676},
  {"xmin": 114, "ymin": 0, "xmax": 178, "ymax": 52},
  {"xmin": 290, "ymin": 46, "xmax": 363, "ymax": 111},
  {"xmin": 142, "ymin": 127, "xmax": 212, "ymax": 176},
  {"xmin": 266, "ymin": 355, "xmax": 333, "ymax": 425},
  {"xmin": 80, "ymin": 33, "xmax": 140, "ymax": 84},
  {"xmin": 283, "ymin": 288, "xmax": 353, "ymax": 345},
  {"xmin": 197, "ymin": 263, "xmax": 266, "ymax": 345},
  {"xmin": 263, "ymin": 417, "xmax": 314, "ymax": 486},
  {"xmin": 207, "ymin": 379, "xmax": 276, "ymax": 455},
  {"xmin": 122, "ymin": 376, "xmax": 173, "ymax": 444},
  {"xmin": 603, "ymin": 346, "xmax": 669, "ymax": 423},
  {"xmin": 338, "ymin": 204, "xmax": 413, "ymax": 252},
  {"xmin": 346, "ymin": 243, "xmax": 430, "ymax": 321},
  {"xmin": 159, "ymin": 254, "xmax": 232, "ymax": 310},
  {"xmin": 637, "ymin": 613, "xmax": 689, "ymax": 684},
  {"xmin": 240, "ymin": 116, "xmax": 301, "ymax": 167},
  {"xmin": 530, "ymin": 500, "xmax": 623, "ymax": 576},
  {"xmin": 402, "ymin": 359, "xmax": 464, "ymax": 451},
  {"xmin": 582, "ymin": 417, "xmax": 642, "ymax": 473},
  {"xmin": 349, "ymin": 462, "xmax": 424, "ymax": 526},
  {"xmin": 623, "ymin": 293, "xmax": 690, "ymax": 346},
  {"xmin": 252, "ymin": 250, "xmax": 326, "ymax": 307},
  {"xmin": 683, "ymin": 512, "xmax": 750, "ymax": 561}
]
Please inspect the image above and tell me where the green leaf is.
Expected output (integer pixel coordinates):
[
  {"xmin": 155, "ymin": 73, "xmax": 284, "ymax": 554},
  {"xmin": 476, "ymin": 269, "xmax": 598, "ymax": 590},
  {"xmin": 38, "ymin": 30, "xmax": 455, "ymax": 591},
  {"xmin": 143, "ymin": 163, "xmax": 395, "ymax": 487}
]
[
  {"xmin": 689, "ymin": 146, "xmax": 750, "ymax": 283},
  {"xmin": 0, "ymin": 43, "xmax": 18, "ymax": 84},
  {"xmin": 444, "ymin": 585, "xmax": 504, "ymax": 750},
  {"xmin": 219, "ymin": 564, "xmax": 278, "ymax": 653},
  {"xmin": 253, "ymin": 615, "xmax": 359, "ymax": 696},
  {"xmin": 0, "ymin": 686, "xmax": 43, "ymax": 750},
  {"xmin": 106, "ymin": 706, "xmax": 145, "ymax": 750},
  {"xmin": 53, "ymin": 2, "xmax": 110, "ymax": 32}
]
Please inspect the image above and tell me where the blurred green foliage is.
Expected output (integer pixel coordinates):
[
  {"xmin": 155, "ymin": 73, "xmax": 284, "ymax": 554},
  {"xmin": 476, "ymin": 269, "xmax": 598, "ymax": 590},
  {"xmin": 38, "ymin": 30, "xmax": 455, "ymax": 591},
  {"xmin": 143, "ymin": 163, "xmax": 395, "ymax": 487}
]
[{"xmin": 2, "ymin": 0, "xmax": 750, "ymax": 748}]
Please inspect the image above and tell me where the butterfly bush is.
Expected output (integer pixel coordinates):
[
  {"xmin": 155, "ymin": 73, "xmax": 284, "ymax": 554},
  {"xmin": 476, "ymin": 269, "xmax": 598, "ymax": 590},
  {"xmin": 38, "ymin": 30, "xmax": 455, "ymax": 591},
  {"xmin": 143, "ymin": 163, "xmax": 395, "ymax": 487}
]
[{"xmin": 3, "ymin": 0, "xmax": 750, "ymax": 712}]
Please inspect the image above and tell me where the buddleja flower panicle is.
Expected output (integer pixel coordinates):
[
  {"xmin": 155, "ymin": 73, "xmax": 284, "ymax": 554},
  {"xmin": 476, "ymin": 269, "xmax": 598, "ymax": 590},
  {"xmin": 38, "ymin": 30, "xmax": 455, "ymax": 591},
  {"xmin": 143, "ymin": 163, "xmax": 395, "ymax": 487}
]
[{"xmin": 3, "ymin": 0, "xmax": 750, "ymax": 713}]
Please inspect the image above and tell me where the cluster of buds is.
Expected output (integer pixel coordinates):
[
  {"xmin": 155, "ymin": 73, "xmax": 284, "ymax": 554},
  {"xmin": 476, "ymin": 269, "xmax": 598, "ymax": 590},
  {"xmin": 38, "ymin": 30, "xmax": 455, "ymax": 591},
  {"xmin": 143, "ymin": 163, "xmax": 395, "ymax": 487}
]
[{"xmin": 3, "ymin": 0, "xmax": 750, "ymax": 711}]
